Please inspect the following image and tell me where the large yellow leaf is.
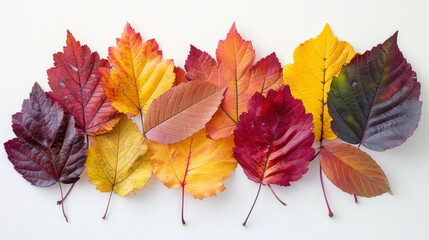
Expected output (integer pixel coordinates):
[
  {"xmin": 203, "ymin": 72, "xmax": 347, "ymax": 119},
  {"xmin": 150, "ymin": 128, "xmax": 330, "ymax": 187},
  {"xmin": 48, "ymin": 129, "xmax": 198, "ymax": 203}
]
[
  {"xmin": 283, "ymin": 24, "xmax": 356, "ymax": 141},
  {"xmin": 149, "ymin": 128, "xmax": 236, "ymax": 224},
  {"xmin": 86, "ymin": 116, "xmax": 152, "ymax": 219},
  {"xmin": 102, "ymin": 23, "xmax": 175, "ymax": 117}
]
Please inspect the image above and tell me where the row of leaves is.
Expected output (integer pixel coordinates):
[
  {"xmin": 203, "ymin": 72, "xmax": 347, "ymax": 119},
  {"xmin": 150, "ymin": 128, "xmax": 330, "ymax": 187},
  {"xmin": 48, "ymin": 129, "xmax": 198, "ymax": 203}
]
[{"xmin": 4, "ymin": 23, "xmax": 422, "ymax": 225}]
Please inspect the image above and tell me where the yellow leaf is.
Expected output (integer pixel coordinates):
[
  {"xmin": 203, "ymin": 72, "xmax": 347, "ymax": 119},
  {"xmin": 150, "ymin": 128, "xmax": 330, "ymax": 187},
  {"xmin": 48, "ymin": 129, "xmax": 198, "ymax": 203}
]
[
  {"xmin": 102, "ymin": 23, "xmax": 175, "ymax": 117},
  {"xmin": 283, "ymin": 24, "xmax": 356, "ymax": 141},
  {"xmin": 86, "ymin": 116, "xmax": 152, "ymax": 218},
  {"xmin": 149, "ymin": 128, "xmax": 236, "ymax": 224}
]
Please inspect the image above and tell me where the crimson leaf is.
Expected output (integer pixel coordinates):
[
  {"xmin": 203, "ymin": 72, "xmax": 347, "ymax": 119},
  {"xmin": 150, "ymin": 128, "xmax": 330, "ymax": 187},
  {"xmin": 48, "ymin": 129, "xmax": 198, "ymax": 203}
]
[
  {"xmin": 4, "ymin": 83, "xmax": 87, "ymax": 222},
  {"xmin": 233, "ymin": 86, "xmax": 315, "ymax": 225}
]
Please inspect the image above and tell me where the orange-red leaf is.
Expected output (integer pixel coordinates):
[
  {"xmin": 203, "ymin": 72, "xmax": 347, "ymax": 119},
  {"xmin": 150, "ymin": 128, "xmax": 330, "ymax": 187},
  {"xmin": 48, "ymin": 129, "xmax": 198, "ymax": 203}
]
[
  {"xmin": 185, "ymin": 24, "xmax": 283, "ymax": 139},
  {"xmin": 320, "ymin": 143, "xmax": 391, "ymax": 197},
  {"xmin": 144, "ymin": 81, "xmax": 226, "ymax": 144}
]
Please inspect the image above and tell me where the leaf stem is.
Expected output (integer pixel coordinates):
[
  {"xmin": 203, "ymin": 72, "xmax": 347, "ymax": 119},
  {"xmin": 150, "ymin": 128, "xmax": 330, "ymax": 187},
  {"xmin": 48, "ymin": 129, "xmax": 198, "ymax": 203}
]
[
  {"xmin": 181, "ymin": 184, "xmax": 186, "ymax": 225},
  {"xmin": 58, "ymin": 182, "xmax": 69, "ymax": 222},
  {"xmin": 102, "ymin": 190, "xmax": 114, "ymax": 220},
  {"xmin": 319, "ymin": 162, "xmax": 334, "ymax": 217},
  {"xmin": 268, "ymin": 184, "xmax": 287, "ymax": 206},
  {"xmin": 354, "ymin": 194, "xmax": 359, "ymax": 203},
  {"xmin": 86, "ymin": 135, "xmax": 90, "ymax": 150},
  {"xmin": 57, "ymin": 183, "xmax": 75, "ymax": 205},
  {"xmin": 242, "ymin": 183, "xmax": 262, "ymax": 226},
  {"xmin": 139, "ymin": 110, "xmax": 146, "ymax": 137}
]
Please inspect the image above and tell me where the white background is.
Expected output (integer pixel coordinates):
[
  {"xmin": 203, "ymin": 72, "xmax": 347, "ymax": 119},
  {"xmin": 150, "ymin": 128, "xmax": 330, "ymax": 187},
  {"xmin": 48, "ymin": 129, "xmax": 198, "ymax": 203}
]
[{"xmin": 1, "ymin": 0, "xmax": 428, "ymax": 239}]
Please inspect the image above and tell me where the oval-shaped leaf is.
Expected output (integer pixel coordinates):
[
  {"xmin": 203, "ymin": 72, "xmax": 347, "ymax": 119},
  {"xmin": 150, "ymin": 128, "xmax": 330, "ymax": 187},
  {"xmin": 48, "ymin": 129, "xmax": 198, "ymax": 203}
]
[
  {"xmin": 283, "ymin": 24, "xmax": 356, "ymax": 141},
  {"xmin": 233, "ymin": 86, "xmax": 315, "ymax": 186},
  {"xmin": 47, "ymin": 31, "xmax": 122, "ymax": 136},
  {"xmin": 144, "ymin": 81, "xmax": 226, "ymax": 144},
  {"xmin": 320, "ymin": 143, "xmax": 391, "ymax": 197},
  {"xmin": 328, "ymin": 32, "xmax": 422, "ymax": 151}
]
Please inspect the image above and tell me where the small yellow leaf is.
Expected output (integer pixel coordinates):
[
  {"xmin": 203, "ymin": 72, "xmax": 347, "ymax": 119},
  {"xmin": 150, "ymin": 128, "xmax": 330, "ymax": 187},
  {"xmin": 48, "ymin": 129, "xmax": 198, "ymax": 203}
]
[
  {"xmin": 86, "ymin": 116, "xmax": 152, "ymax": 197},
  {"xmin": 150, "ymin": 129, "xmax": 237, "ymax": 199},
  {"xmin": 283, "ymin": 24, "xmax": 356, "ymax": 141}
]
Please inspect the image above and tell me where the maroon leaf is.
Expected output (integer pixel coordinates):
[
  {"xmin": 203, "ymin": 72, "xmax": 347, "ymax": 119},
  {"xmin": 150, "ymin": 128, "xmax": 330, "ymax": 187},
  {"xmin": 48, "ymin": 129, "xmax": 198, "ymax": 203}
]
[
  {"xmin": 4, "ymin": 83, "xmax": 87, "ymax": 222},
  {"xmin": 47, "ymin": 31, "xmax": 122, "ymax": 136},
  {"xmin": 233, "ymin": 86, "xmax": 315, "ymax": 225}
]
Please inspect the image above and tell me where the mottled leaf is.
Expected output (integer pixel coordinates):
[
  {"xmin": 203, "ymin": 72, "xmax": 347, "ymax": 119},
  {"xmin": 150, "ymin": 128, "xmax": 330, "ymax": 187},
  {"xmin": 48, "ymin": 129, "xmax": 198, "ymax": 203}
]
[
  {"xmin": 283, "ymin": 24, "xmax": 356, "ymax": 141},
  {"xmin": 328, "ymin": 32, "xmax": 422, "ymax": 151},
  {"xmin": 86, "ymin": 116, "xmax": 152, "ymax": 219},
  {"xmin": 185, "ymin": 24, "xmax": 283, "ymax": 139},
  {"xmin": 144, "ymin": 81, "xmax": 226, "ymax": 144},
  {"xmin": 233, "ymin": 86, "xmax": 315, "ymax": 225},
  {"xmin": 48, "ymin": 31, "xmax": 122, "ymax": 136},
  {"xmin": 320, "ymin": 143, "xmax": 391, "ymax": 197}
]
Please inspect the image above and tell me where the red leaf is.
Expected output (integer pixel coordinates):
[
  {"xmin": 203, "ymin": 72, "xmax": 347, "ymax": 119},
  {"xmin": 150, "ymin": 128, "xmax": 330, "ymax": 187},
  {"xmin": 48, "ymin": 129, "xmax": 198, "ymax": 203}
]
[
  {"xmin": 4, "ymin": 83, "xmax": 87, "ymax": 221},
  {"xmin": 233, "ymin": 86, "xmax": 314, "ymax": 225},
  {"xmin": 47, "ymin": 31, "xmax": 122, "ymax": 136}
]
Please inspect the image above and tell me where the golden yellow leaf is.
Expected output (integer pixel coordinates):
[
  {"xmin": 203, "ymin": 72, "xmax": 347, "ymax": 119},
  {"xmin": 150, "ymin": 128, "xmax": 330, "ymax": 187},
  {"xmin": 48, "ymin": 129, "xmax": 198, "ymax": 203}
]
[
  {"xmin": 86, "ymin": 116, "xmax": 152, "ymax": 219},
  {"xmin": 149, "ymin": 128, "xmax": 236, "ymax": 224},
  {"xmin": 101, "ymin": 23, "xmax": 175, "ymax": 117},
  {"xmin": 283, "ymin": 24, "xmax": 356, "ymax": 141}
]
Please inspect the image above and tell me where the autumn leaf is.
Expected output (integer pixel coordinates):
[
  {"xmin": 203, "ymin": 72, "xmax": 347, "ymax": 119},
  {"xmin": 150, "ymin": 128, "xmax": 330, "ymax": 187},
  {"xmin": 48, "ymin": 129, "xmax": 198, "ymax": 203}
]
[
  {"xmin": 47, "ymin": 31, "xmax": 122, "ymax": 136},
  {"xmin": 328, "ymin": 32, "xmax": 422, "ymax": 151},
  {"xmin": 185, "ymin": 24, "xmax": 283, "ymax": 139},
  {"xmin": 101, "ymin": 23, "xmax": 175, "ymax": 121},
  {"xmin": 173, "ymin": 66, "xmax": 187, "ymax": 86},
  {"xmin": 233, "ymin": 86, "xmax": 315, "ymax": 226},
  {"xmin": 4, "ymin": 83, "xmax": 87, "ymax": 222},
  {"xmin": 283, "ymin": 24, "xmax": 356, "ymax": 142},
  {"xmin": 144, "ymin": 81, "xmax": 226, "ymax": 144},
  {"xmin": 149, "ymin": 129, "xmax": 236, "ymax": 224},
  {"xmin": 320, "ymin": 143, "xmax": 391, "ymax": 197},
  {"xmin": 86, "ymin": 116, "xmax": 152, "ymax": 219}
]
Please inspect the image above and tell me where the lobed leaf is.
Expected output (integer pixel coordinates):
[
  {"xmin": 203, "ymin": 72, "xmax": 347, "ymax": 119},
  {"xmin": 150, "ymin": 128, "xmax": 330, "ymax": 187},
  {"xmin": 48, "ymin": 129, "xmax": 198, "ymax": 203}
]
[
  {"xmin": 48, "ymin": 31, "xmax": 122, "ymax": 136},
  {"xmin": 328, "ymin": 32, "xmax": 422, "ymax": 151}
]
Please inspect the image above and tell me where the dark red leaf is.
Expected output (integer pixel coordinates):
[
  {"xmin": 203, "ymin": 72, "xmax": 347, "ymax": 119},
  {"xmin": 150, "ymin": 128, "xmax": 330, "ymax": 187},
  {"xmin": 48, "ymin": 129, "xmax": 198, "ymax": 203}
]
[
  {"xmin": 47, "ymin": 31, "xmax": 122, "ymax": 136},
  {"xmin": 4, "ymin": 83, "xmax": 87, "ymax": 186}
]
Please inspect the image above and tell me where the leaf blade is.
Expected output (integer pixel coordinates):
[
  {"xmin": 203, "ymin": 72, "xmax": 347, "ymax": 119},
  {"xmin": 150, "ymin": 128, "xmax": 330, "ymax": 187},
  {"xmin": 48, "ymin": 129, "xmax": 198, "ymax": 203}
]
[
  {"xmin": 144, "ymin": 81, "xmax": 226, "ymax": 144},
  {"xmin": 320, "ymin": 143, "xmax": 391, "ymax": 197},
  {"xmin": 328, "ymin": 32, "xmax": 422, "ymax": 151}
]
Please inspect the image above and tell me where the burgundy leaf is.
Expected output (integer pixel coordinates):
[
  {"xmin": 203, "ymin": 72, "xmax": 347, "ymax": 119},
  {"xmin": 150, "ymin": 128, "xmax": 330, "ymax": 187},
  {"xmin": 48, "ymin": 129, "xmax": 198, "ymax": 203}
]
[
  {"xmin": 47, "ymin": 31, "xmax": 122, "ymax": 136},
  {"xmin": 233, "ymin": 86, "xmax": 315, "ymax": 225},
  {"xmin": 4, "ymin": 83, "xmax": 87, "ymax": 221}
]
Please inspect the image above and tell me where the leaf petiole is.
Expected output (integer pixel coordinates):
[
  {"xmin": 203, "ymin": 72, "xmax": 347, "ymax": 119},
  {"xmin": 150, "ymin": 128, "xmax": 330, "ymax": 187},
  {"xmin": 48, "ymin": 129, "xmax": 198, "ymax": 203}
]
[
  {"xmin": 57, "ymin": 182, "xmax": 75, "ymax": 205},
  {"xmin": 102, "ymin": 190, "xmax": 114, "ymax": 220},
  {"xmin": 242, "ymin": 183, "xmax": 262, "ymax": 226},
  {"xmin": 268, "ymin": 184, "xmax": 287, "ymax": 206},
  {"xmin": 319, "ymin": 162, "xmax": 334, "ymax": 217},
  {"xmin": 58, "ymin": 182, "xmax": 69, "ymax": 222}
]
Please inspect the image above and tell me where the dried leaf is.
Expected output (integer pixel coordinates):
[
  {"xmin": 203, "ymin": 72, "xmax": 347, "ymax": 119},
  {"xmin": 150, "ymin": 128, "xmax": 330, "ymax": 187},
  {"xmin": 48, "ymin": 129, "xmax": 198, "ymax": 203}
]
[
  {"xmin": 149, "ymin": 129, "xmax": 236, "ymax": 224},
  {"xmin": 144, "ymin": 81, "xmax": 226, "ymax": 144},
  {"xmin": 4, "ymin": 83, "xmax": 87, "ymax": 221},
  {"xmin": 86, "ymin": 116, "xmax": 152, "ymax": 219},
  {"xmin": 101, "ymin": 23, "xmax": 175, "ymax": 117},
  {"xmin": 185, "ymin": 24, "xmax": 283, "ymax": 139},
  {"xmin": 47, "ymin": 31, "xmax": 122, "ymax": 136},
  {"xmin": 233, "ymin": 86, "xmax": 315, "ymax": 225},
  {"xmin": 328, "ymin": 32, "xmax": 422, "ymax": 151},
  {"xmin": 320, "ymin": 143, "xmax": 391, "ymax": 197},
  {"xmin": 283, "ymin": 24, "xmax": 356, "ymax": 141}
]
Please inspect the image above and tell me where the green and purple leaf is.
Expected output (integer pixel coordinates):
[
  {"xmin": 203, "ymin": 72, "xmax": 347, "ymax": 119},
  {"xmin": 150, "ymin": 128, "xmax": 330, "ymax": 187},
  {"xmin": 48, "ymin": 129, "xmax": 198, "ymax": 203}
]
[
  {"xmin": 4, "ymin": 83, "xmax": 87, "ymax": 221},
  {"xmin": 233, "ymin": 86, "xmax": 315, "ymax": 225},
  {"xmin": 328, "ymin": 32, "xmax": 422, "ymax": 151}
]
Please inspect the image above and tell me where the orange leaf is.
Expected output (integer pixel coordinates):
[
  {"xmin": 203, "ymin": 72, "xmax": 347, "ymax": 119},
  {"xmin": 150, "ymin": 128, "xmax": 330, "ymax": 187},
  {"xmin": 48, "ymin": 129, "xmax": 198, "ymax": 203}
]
[
  {"xmin": 144, "ymin": 81, "xmax": 226, "ymax": 144},
  {"xmin": 320, "ymin": 143, "xmax": 391, "ymax": 197},
  {"xmin": 101, "ymin": 23, "xmax": 175, "ymax": 117},
  {"xmin": 185, "ymin": 24, "xmax": 283, "ymax": 139}
]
